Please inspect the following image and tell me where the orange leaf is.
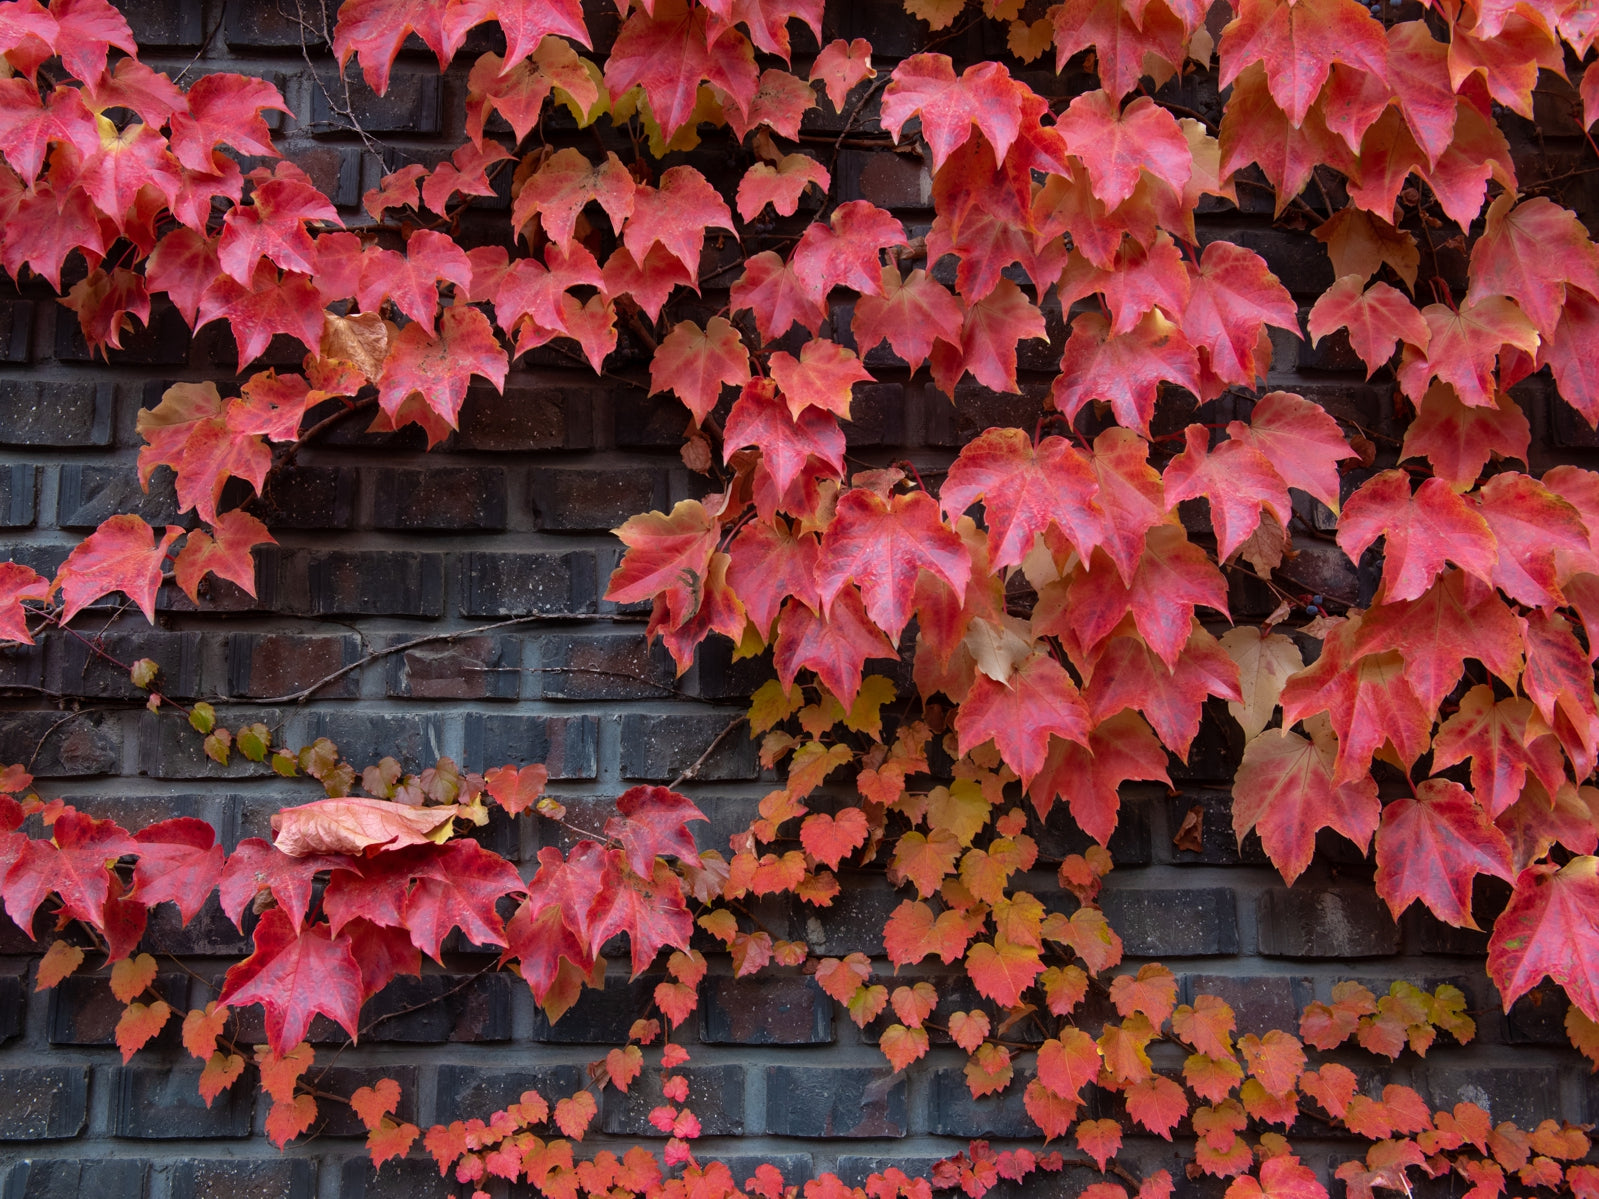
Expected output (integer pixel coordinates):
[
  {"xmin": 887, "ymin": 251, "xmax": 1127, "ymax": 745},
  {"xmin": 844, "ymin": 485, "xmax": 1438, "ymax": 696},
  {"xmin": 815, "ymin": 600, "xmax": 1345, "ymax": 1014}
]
[
  {"xmin": 35, "ymin": 941, "xmax": 84, "ymax": 990},
  {"xmin": 350, "ymin": 1077, "xmax": 402, "ymax": 1132},
  {"xmin": 114, "ymin": 1000, "xmax": 172, "ymax": 1062},
  {"xmin": 1076, "ymin": 1117, "xmax": 1124, "ymax": 1171},
  {"xmin": 554, "ymin": 1091, "xmax": 598, "ymax": 1140},
  {"xmin": 265, "ymin": 1093, "xmax": 317, "ymax": 1147},
  {"xmin": 198, "ymin": 1051, "xmax": 245, "ymax": 1106},
  {"xmin": 368, "ymin": 1118, "xmax": 421, "ymax": 1168}
]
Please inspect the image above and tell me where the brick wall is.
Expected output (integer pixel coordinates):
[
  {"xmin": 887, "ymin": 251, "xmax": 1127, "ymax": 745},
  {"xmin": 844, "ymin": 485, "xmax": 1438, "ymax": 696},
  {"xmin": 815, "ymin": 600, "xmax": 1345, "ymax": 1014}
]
[{"xmin": 0, "ymin": 2, "xmax": 1596, "ymax": 1197}]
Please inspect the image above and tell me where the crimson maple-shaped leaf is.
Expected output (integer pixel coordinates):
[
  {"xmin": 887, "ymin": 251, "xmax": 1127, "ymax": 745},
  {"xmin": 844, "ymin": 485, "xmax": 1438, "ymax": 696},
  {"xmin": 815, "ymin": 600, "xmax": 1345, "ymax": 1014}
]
[
  {"xmin": 132, "ymin": 817, "xmax": 226, "ymax": 926},
  {"xmin": 816, "ymin": 488, "xmax": 971, "ymax": 643},
  {"xmin": 1400, "ymin": 383, "xmax": 1530, "ymax": 492},
  {"xmin": 1049, "ymin": 526, "xmax": 1229, "ymax": 669},
  {"xmin": 1353, "ymin": 570, "xmax": 1522, "ymax": 713},
  {"xmin": 1466, "ymin": 194, "xmax": 1599, "ymax": 336},
  {"xmin": 955, "ymin": 652, "xmax": 1091, "ymax": 785},
  {"xmin": 1085, "ymin": 428, "xmax": 1168, "ymax": 585},
  {"xmin": 725, "ymin": 518, "xmax": 821, "ymax": 636},
  {"xmin": 1218, "ymin": 0, "xmax": 1388, "ymax": 125},
  {"xmin": 880, "ymin": 53, "xmax": 1027, "ymax": 170},
  {"xmin": 1163, "ymin": 425, "xmax": 1291, "ymax": 562},
  {"xmin": 736, "ymin": 153, "xmax": 831, "ymax": 221},
  {"xmin": 1521, "ymin": 611, "xmax": 1599, "ymax": 776},
  {"xmin": 1307, "ymin": 276, "xmax": 1430, "ymax": 378},
  {"xmin": 401, "ymin": 840, "xmax": 526, "ymax": 960},
  {"xmin": 723, "ymin": 379, "xmax": 845, "ymax": 496},
  {"xmin": 1395, "ymin": 297, "xmax": 1540, "ymax": 409},
  {"xmin": 604, "ymin": 786, "xmax": 707, "ymax": 878},
  {"xmin": 47, "ymin": 810, "xmax": 137, "ymax": 928},
  {"xmin": 1233, "ymin": 728, "xmax": 1380, "ymax": 885},
  {"xmin": 731, "ymin": 251, "xmax": 828, "ymax": 341},
  {"xmin": 218, "ymin": 907, "xmax": 363, "ymax": 1052},
  {"xmin": 585, "ymin": 851, "xmax": 694, "ymax": 976},
  {"xmin": 1057, "ymin": 234, "xmax": 1192, "ymax": 337},
  {"xmin": 605, "ymin": 499, "xmax": 719, "ymax": 630},
  {"xmin": 811, "ymin": 37, "xmax": 874, "ymax": 110},
  {"xmin": 218, "ymin": 838, "xmax": 349, "ymax": 931},
  {"xmin": 933, "ymin": 277, "xmax": 1047, "ymax": 396},
  {"xmin": 773, "ymin": 586, "xmax": 895, "ymax": 709},
  {"xmin": 1224, "ymin": 390, "xmax": 1355, "ymax": 515},
  {"xmin": 356, "ymin": 230, "xmax": 472, "ymax": 335},
  {"xmin": 0, "ymin": 561, "xmax": 47, "ymax": 643},
  {"xmin": 1084, "ymin": 625, "xmax": 1242, "ymax": 756},
  {"xmin": 1472, "ymin": 471, "xmax": 1591, "ymax": 610},
  {"xmin": 54, "ymin": 515, "xmax": 183, "ymax": 623},
  {"xmin": 1374, "ymin": 778, "xmax": 1514, "ymax": 928},
  {"xmin": 332, "ymin": 0, "xmax": 489, "ymax": 93},
  {"xmin": 218, "ymin": 163, "xmax": 340, "ymax": 285},
  {"xmin": 1279, "ymin": 622, "xmax": 1433, "ymax": 782},
  {"xmin": 1539, "ymin": 289, "xmax": 1599, "ymax": 428},
  {"xmin": 172, "ymin": 509, "xmax": 274, "ymax": 603},
  {"xmin": 376, "ymin": 305, "xmax": 508, "ymax": 429},
  {"xmin": 504, "ymin": 896, "xmax": 593, "ymax": 1005},
  {"xmin": 1432, "ymin": 686, "xmax": 1557, "ymax": 819},
  {"xmin": 167, "ymin": 71, "xmax": 288, "ymax": 173},
  {"xmin": 321, "ymin": 852, "xmax": 414, "ymax": 937},
  {"xmin": 1488, "ymin": 858, "xmax": 1599, "ymax": 1022},
  {"xmin": 50, "ymin": 0, "xmax": 136, "ymax": 83},
  {"xmin": 1048, "ymin": 0, "xmax": 1186, "ymax": 100},
  {"xmin": 1027, "ymin": 711, "xmax": 1171, "ymax": 844},
  {"xmin": 940, "ymin": 429, "xmax": 1100, "ymax": 569},
  {"xmin": 851, "ymin": 265, "xmax": 965, "ymax": 375},
  {"xmin": 769, "ymin": 339, "xmax": 873, "ymax": 420},
  {"xmin": 1059, "ymin": 91, "xmax": 1191, "ymax": 208},
  {"xmin": 136, "ymin": 381, "xmax": 272, "ymax": 525},
  {"xmin": 1337, "ymin": 471, "xmax": 1498, "ymax": 603},
  {"xmin": 1218, "ymin": 63, "xmax": 1356, "ymax": 214},
  {"xmin": 604, "ymin": 0, "xmax": 746, "ymax": 141},
  {"xmin": 1052, "ymin": 310, "xmax": 1201, "ymax": 435},
  {"xmin": 1181, "ymin": 241, "xmax": 1297, "ymax": 388},
  {"xmin": 622, "ymin": 165, "xmax": 734, "ymax": 279},
  {"xmin": 649, "ymin": 317, "xmax": 750, "ymax": 425},
  {"xmin": 195, "ymin": 264, "xmax": 324, "ymax": 368},
  {"xmin": 789, "ymin": 200, "xmax": 906, "ymax": 303}
]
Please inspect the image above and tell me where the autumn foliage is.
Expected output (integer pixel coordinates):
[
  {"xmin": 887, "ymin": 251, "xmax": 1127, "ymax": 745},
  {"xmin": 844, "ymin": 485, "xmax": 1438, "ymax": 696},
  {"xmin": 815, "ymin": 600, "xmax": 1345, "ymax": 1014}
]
[{"xmin": 2, "ymin": 0, "xmax": 1599, "ymax": 1193}]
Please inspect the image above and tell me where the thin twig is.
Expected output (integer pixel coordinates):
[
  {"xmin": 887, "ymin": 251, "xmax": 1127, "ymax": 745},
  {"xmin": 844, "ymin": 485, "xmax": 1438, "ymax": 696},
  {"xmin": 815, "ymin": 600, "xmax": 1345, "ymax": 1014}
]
[{"xmin": 670, "ymin": 715, "xmax": 747, "ymax": 789}]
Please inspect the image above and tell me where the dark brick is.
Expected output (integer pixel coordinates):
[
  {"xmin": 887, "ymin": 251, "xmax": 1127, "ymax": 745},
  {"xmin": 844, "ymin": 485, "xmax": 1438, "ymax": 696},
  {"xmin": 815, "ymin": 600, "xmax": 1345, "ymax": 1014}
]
[
  {"xmin": 692, "ymin": 638, "xmax": 778, "ymax": 701},
  {"xmin": 372, "ymin": 467, "xmax": 508, "ymax": 530},
  {"xmin": 1552, "ymin": 390, "xmax": 1599, "ymax": 449},
  {"xmin": 458, "ymin": 550, "xmax": 598, "ymax": 616},
  {"xmin": 620, "ymin": 713, "xmax": 760, "ymax": 780},
  {"xmin": 0, "ymin": 638, "xmax": 42, "ymax": 691},
  {"xmin": 303, "ymin": 711, "xmax": 448, "ymax": 773},
  {"xmin": 1505, "ymin": 983, "xmax": 1571, "ymax": 1045},
  {"xmin": 456, "ymin": 384, "xmax": 588, "ymax": 451},
  {"xmin": 1165, "ymin": 713, "xmax": 1242, "ymax": 783},
  {"xmin": 839, "ymin": 382, "xmax": 906, "ymax": 447},
  {"xmin": 124, "ymin": 0, "xmax": 204, "ymax": 46},
  {"xmin": 537, "ymin": 633, "xmax": 676, "ymax": 701},
  {"xmin": 603, "ymin": 1065, "xmax": 745, "ymax": 1136},
  {"xmin": 838, "ymin": 147, "xmax": 932, "ymax": 210},
  {"xmin": 0, "ymin": 298, "xmax": 33, "ymax": 361},
  {"xmin": 310, "ymin": 70, "xmax": 442, "ymax": 134},
  {"xmin": 49, "ymin": 972, "xmax": 190, "ymax": 1047},
  {"xmin": 925, "ymin": 381, "xmax": 1050, "ymax": 448},
  {"xmin": 1182, "ymin": 974, "xmax": 1315, "ymax": 1033},
  {"xmin": 783, "ymin": 877, "xmax": 901, "ymax": 957},
  {"xmin": 529, "ymin": 467, "xmax": 669, "ymax": 532},
  {"xmin": 531, "ymin": 974, "xmax": 656, "ymax": 1043},
  {"xmin": 0, "ymin": 464, "xmax": 34, "ymax": 527},
  {"xmin": 279, "ymin": 549, "xmax": 445, "ymax": 617},
  {"xmin": 45, "ymin": 630, "xmax": 203, "ymax": 700},
  {"xmin": 1424, "ymin": 1066, "xmax": 1563, "ymax": 1127},
  {"xmin": 701, "ymin": 976, "xmax": 833, "ymax": 1044},
  {"xmin": 614, "ymin": 390, "xmax": 699, "ymax": 448},
  {"xmin": 283, "ymin": 142, "xmax": 361, "ymax": 208},
  {"xmin": 0, "ymin": 710, "xmax": 120, "ymax": 776},
  {"xmin": 228, "ymin": 633, "xmax": 361, "ymax": 699},
  {"xmin": 463, "ymin": 713, "xmax": 598, "ymax": 778},
  {"xmin": 142, "ymin": 894, "xmax": 253, "ymax": 957},
  {"xmin": 1257, "ymin": 885, "xmax": 1399, "ymax": 958},
  {"xmin": 1408, "ymin": 905, "xmax": 1491, "ymax": 956},
  {"xmin": 386, "ymin": 634, "xmax": 521, "ymax": 700},
  {"xmin": 929, "ymin": 1067, "xmax": 1039, "ymax": 1137},
  {"xmin": 111, "ymin": 1063, "xmax": 255, "ymax": 1137},
  {"xmin": 140, "ymin": 708, "xmax": 278, "ymax": 781},
  {"xmin": 0, "ymin": 1067, "xmax": 87, "ymax": 1138},
  {"xmin": 55, "ymin": 302, "xmax": 192, "ymax": 365},
  {"xmin": 0, "ymin": 972, "xmax": 22, "ymax": 1043},
  {"xmin": 1202, "ymin": 228, "xmax": 1334, "ymax": 295},
  {"xmin": 431, "ymin": 1065, "xmax": 585, "ymax": 1124},
  {"xmin": 57, "ymin": 463, "xmax": 180, "ymax": 529},
  {"xmin": 1099, "ymin": 887, "xmax": 1239, "ymax": 957},
  {"xmin": 339, "ymin": 1156, "xmax": 454, "ymax": 1199},
  {"xmin": 169, "ymin": 1159, "xmax": 316, "ymax": 1199},
  {"xmin": 763, "ymin": 1066, "xmax": 907, "ymax": 1137},
  {"xmin": 1168, "ymin": 790, "xmax": 1270, "ymax": 866},
  {"xmin": 0, "ymin": 380, "xmax": 112, "ymax": 446},
  {"xmin": 226, "ymin": 0, "xmax": 332, "ymax": 48},
  {"xmin": 363, "ymin": 973, "xmax": 513, "ymax": 1043},
  {"xmin": 2, "ymin": 1160, "xmax": 147, "ymax": 1199},
  {"xmin": 256, "ymin": 466, "xmax": 358, "ymax": 529}
]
